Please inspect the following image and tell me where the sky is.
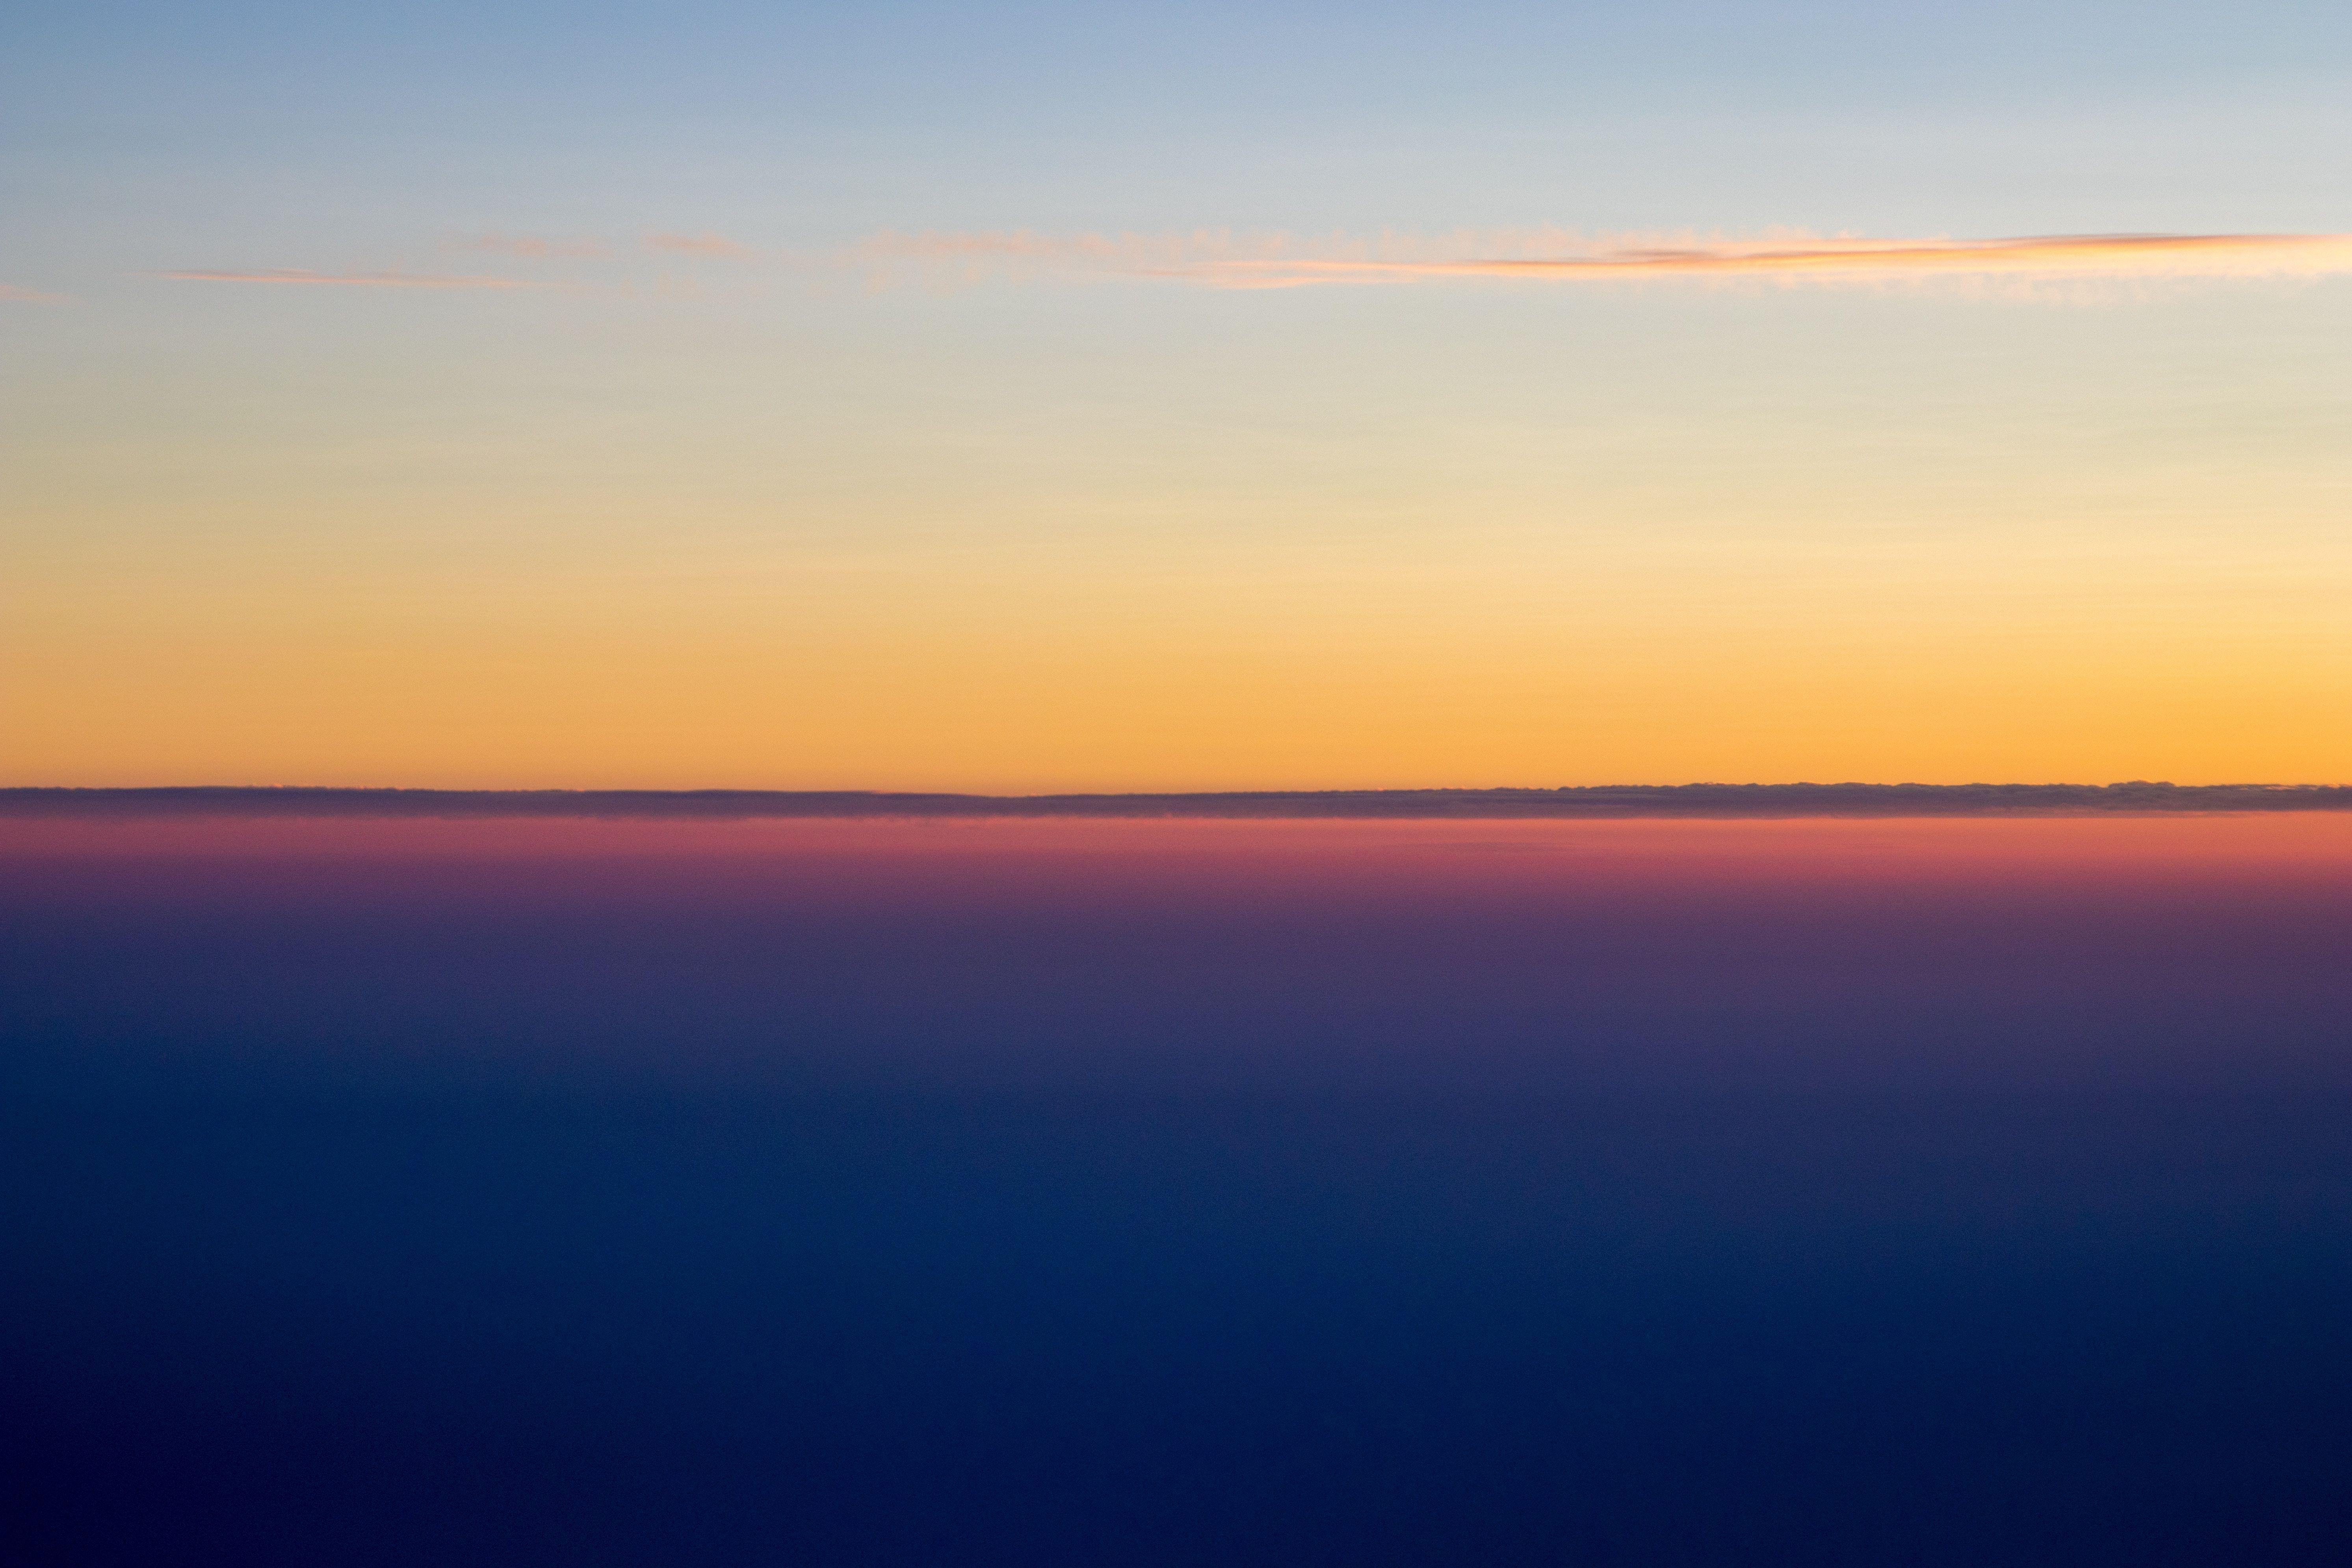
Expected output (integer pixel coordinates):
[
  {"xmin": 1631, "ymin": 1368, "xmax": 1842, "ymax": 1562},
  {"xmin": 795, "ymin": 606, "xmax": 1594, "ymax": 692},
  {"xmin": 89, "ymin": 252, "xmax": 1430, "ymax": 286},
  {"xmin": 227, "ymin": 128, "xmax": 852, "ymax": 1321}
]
[{"xmin": 5, "ymin": 0, "xmax": 2350, "ymax": 790}]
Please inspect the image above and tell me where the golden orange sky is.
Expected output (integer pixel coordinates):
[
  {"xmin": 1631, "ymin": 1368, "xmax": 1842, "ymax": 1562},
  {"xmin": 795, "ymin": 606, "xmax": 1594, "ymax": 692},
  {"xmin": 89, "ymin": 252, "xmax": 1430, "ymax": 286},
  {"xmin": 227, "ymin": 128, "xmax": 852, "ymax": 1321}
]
[{"xmin": 9, "ymin": 29, "xmax": 2350, "ymax": 789}]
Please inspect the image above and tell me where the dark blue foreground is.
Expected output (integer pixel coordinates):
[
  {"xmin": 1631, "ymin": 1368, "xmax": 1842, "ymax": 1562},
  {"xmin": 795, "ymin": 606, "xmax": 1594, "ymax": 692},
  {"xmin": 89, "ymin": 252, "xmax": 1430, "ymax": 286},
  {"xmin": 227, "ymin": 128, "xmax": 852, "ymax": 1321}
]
[
  {"xmin": 7, "ymin": 834, "xmax": 2352, "ymax": 1564},
  {"xmin": 10, "ymin": 1087, "xmax": 2352, "ymax": 1565}
]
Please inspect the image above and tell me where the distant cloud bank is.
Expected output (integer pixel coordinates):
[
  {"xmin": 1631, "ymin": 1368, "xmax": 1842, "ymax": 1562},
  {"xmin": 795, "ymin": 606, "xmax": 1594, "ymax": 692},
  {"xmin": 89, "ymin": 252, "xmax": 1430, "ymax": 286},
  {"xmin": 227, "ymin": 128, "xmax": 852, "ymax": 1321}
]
[{"xmin": 7, "ymin": 785, "xmax": 2350, "ymax": 820}]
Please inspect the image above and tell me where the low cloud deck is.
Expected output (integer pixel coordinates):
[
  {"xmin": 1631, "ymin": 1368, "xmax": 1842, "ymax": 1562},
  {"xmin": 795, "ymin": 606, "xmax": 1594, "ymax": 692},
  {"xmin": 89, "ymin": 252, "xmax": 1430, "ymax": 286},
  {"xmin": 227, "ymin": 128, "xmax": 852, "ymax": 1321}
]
[{"xmin": 7, "ymin": 783, "xmax": 2351, "ymax": 818}]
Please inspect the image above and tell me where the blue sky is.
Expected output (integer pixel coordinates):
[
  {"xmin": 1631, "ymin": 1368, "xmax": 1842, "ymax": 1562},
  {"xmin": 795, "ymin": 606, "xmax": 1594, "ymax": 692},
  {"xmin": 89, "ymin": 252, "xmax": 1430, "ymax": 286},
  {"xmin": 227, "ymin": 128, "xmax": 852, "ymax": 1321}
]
[{"xmin": 12, "ymin": 0, "xmax": 2352, "ymax": 267}]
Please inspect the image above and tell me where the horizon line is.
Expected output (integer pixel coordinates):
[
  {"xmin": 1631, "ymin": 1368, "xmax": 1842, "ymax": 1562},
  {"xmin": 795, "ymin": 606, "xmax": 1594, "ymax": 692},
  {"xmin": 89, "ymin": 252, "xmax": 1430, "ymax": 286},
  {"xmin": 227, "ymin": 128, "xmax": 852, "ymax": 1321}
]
[{"xmin": 7, "ymin": 783, "xmax": 2352, "ymax": 821}]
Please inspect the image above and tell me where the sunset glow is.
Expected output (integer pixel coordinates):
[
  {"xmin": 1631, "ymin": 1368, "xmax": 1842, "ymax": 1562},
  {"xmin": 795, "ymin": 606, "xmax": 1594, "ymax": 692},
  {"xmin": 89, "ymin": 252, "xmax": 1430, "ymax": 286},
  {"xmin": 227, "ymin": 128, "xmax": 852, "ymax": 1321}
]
[{"xmin": 9, "ymin": 6, "xmax": 2352, "ymax": 1562}]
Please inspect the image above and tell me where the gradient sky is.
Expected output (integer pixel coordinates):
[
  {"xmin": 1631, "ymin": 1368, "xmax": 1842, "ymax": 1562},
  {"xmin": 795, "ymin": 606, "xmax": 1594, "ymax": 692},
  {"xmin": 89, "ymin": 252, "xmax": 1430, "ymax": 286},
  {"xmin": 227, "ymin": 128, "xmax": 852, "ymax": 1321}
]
[{"xmin": 6, "ymin": 1, "xmax": 2350, "ymax": 790}]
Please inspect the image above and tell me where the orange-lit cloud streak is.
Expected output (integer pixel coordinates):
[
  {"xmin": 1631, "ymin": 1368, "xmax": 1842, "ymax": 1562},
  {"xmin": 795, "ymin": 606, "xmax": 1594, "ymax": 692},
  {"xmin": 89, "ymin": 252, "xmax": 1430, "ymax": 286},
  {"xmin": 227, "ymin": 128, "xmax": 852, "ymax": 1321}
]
[
  {"xmin": 858, "ymin": 229, "xmax": 2352, "ymax": 290},
  {"xmin": 163, "ymin": 229, "xmax": 2352, "ymax": 298},
  {"xmin": 161, "ymin": 269, "xmax": 550, "ymax": 289}
]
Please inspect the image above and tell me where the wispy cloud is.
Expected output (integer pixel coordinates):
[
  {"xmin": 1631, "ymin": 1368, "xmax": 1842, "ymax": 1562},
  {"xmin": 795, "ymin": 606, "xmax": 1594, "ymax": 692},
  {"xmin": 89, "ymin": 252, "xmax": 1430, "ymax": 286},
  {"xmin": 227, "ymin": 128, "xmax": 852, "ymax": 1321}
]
[
  {"xmin": 160, "ymin": 269, "xmax": 550, "ymax": 289},
  {"xmin": 1, "ymin": 281, "xmax": 71, "ymax": 303},
  {"xmin": 853, "ymin": 229, "xmax": 2352, "ymax": 290},
  {"xmin": 155, "ymin": 229, "xmax": 2352, "ymax": 304},
  {"xmin": 646, "ymin": 232, "xmax": 749, "ymax": 257}
]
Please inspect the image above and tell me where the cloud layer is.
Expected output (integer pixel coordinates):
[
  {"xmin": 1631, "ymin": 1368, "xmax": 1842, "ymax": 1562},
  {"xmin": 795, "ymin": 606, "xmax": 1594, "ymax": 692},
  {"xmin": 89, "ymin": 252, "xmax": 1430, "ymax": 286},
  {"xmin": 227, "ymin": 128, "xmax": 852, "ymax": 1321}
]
[{"xmin": 11, "ymin": 784, "xmax": 2350, "ymax": 820}]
